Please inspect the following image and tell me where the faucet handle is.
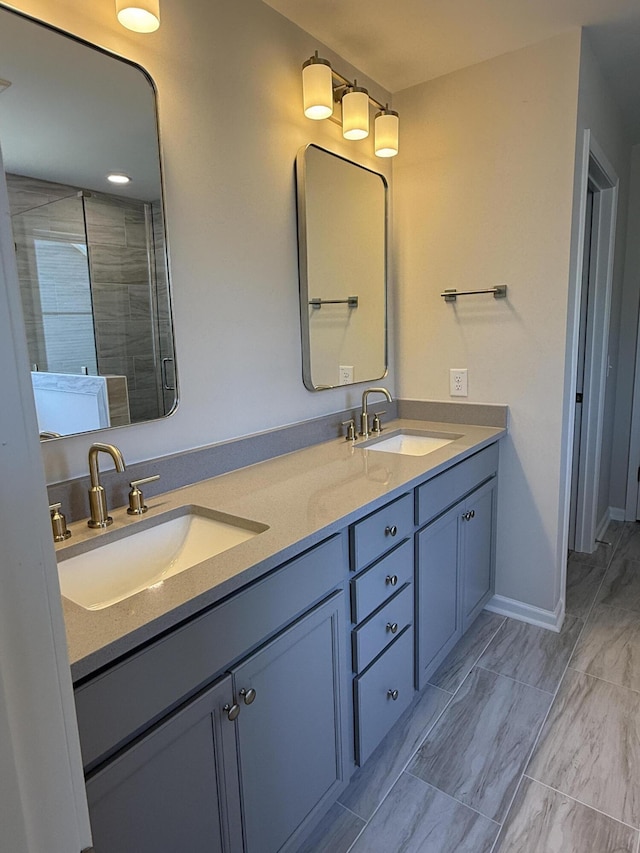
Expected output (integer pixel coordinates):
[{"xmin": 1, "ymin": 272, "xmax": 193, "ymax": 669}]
[
  {"xmin": 341, "ymin": 419, "xmax": 356, "ymax": 442},
  {"xmin": 372, "ymin": 411, "xmax": 386, "ymax": 434},
  {"xmin": 127, "ymin": 475, "xmax": 160, "ymax": 515},
  {"xmin": 49, "ymin": 503, "xmax": 71, "ymax": 542}
]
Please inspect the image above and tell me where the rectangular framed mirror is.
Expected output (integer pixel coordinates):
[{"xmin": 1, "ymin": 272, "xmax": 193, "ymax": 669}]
[
  {"xmin": 0, "ymin": 4, "xmax": 177, "ymax": 438},
  {"xmin": 296, "ymin": 144, "xmax": 388, "ymax": 391}
]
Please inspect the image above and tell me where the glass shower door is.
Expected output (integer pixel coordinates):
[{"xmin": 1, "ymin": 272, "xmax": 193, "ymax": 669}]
[{"xmin": 12, "ymin": 193, "xmax": 97, "ymax": 375}]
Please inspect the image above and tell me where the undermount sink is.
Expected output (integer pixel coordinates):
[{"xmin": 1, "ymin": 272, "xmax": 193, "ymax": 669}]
[
  {"xmin": 57, "ymin": 506, "xmax": 268, "ymax": 611},
  {"xmin": 359, "ymin": 429, "xmax": 462, "ymax": 457}
]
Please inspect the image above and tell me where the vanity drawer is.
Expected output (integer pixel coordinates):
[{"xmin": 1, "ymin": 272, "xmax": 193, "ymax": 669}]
[
  {"xmin": 354, "ymin": 628, "xmax": 414, "ymax": 765},
  {"xmin": 75, "ymin": 532, "xmax": 347, "ymax": 770},
  {"xmin": 351, "ymin": 492, "xmax": 413, "ymax": 572},
  {"xmin": 416, "ymin": 443, "xmax": 498, "ymax": 527},
  {"xmin": 351, "ymin": 539, "xmax": 413, "ymax": 623},
  {"xmin": 352, "ymin": 584, "xmax": 413, "ymax": 673}
]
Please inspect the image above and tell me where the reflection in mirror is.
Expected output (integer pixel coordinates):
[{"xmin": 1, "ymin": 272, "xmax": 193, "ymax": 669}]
[
  {"xmin": 0, "ymin": 6, "xmax": 177, "ymax": 437},
  {"xmin": 296, "ymin": 144, "xmax": 387, "ymax": 391}
]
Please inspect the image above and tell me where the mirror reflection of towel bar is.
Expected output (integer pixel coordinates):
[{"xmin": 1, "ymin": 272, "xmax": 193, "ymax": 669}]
[
  {"xmin": 309, "ymin": 296, "xmax": 359, "ymax": 309},
  {"xmin": 441, "ymin": 285, "xmax": 507, "ymax": 302}
]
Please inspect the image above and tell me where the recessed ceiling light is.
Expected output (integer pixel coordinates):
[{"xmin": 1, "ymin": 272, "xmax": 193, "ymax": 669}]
[{"xmin": 107, "ymin": 172, "xmax": 132, "ymax": 185}]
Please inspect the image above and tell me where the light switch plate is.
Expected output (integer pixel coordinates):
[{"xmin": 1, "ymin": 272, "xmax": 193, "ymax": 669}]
[{"xmin": 450, "ymin": 368, "xmax": 468, "ymax": 397}]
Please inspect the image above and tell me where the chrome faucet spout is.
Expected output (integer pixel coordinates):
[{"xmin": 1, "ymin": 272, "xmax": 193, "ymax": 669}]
[
  {"xmin": 360, "ymin": 387, "xmax": 393, "ymax": 438},
  {"xmin": 87, "ymin": 443, "xmax": 126, "ymax": 528}
]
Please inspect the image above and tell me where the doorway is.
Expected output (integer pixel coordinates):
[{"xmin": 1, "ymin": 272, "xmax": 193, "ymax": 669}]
[{"xmin": 569, "ymin": 147, "xmax": 618, "ymax": 554}]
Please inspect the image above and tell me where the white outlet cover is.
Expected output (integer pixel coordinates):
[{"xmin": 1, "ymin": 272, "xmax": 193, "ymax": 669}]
[{"xmin": 450, "ymin": 368, "xmax": 468, "ymax": 397}]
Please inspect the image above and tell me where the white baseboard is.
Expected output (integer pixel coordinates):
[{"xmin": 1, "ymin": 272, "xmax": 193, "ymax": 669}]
[
  {"xmin": 609, "ymin": 507, "xmax": 626, "ymax": 522},
  {"xmin": 485, "ymin": 594, "xmax": 564, "ymax": 633}
]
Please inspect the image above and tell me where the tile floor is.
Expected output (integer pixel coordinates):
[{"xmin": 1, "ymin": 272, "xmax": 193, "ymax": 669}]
[{"xmin": 300, "ymin": 520, "xmax": 640, "ymax": 853}]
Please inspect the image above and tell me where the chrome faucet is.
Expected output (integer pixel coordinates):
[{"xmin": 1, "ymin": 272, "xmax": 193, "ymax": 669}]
[
  {"xmin": 88, "ymin": 442, "xmax": 126, "ymax": 528},
  {"xmin": 360, "ymin": 387, "xmax": 393, "ymax": 438}
]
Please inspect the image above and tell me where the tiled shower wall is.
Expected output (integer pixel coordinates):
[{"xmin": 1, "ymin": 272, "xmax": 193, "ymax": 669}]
[{"xmin": 7, "ymin": 173, "xmax": 164, "ymax": 423}]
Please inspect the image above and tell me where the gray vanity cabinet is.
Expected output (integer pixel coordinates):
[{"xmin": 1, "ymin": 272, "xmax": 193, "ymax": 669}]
[
  {"xmin": 76, "ymin": 533, "xmax": 349, "ymax": 853},
  {"xmin": 232, "ymin": 592, "xmax": 348, "ymax": 853},
  {"xmin": 460, "ymin": 478, "xmax": 496, "ymax": 631},
  {"xmin": 416, "ymin": 445, "xmax": 498, "ymax": 688},
  {"xmin": 416, "ymin": 504, "xmax": 462, "ymax": 689},
  {"xmin": 86, "ymin": 673, "xmax": 243, "ymax": 853}
]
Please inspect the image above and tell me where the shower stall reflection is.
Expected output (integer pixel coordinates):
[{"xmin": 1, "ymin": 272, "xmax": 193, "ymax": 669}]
[{"xmin": 9, "ymin": 174, "xmax": 176, "ymax": 435}]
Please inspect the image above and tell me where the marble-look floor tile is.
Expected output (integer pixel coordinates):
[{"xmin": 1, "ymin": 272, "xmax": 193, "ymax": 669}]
[
  {"xmin": 478, "ymin": 615, "xmax": 583, "ymax": 693},
  {"xmin": 427, "ymin": 611, "xmax": 505, "ymax": 693},
  {"xmin": 408, "ymin": 667, "xmax": 550, "ymax": 821},
  {"xmin": 612, "ymin": 523, "xmax": 640, "ymax": 562},
  {"xmin": 495, "ymin": 776, "xmax": 638, "ymax": 853},
  {"xmin": 527, "ymin": 669, "xmax": 640, "ymax": 826},
  {"xmin": 598, "ymin": 558, "xmax": 640, "ymax": 613},
  {"xmin": 339, "ymin": 684, "xmax": 451, "ymax": 820},
  {"xmin": 350, "ymin": 773, "xmax": 498, "ymax": 853},
  {"xmin": 565, "ymin": 560, "xmax": 607, "ymax": 619},
  {"xmin": 568, "ymin": 537, "xmax": 616, "ymax": 570},
  {"xmin": 296, "ymin": 802, "xmax": 364, "ymax": 853},
  {"xmin": 571, "ymin": 604, "xmax": 640, "ymax": 692}
]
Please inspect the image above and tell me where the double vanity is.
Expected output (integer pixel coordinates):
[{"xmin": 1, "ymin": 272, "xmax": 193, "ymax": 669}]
[{"xmin": 56, "ymin": 415, "xmax": 504, "ymax": 853}]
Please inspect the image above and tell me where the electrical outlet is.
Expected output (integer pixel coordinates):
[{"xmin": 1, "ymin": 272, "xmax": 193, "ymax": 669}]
[
  {"xmin": 450, "ymin": 368, "xmax": 468, "ymax": 397},
  {"xmin": 339, "ymin": 365, "xmax": 354, "ymax": 385}
]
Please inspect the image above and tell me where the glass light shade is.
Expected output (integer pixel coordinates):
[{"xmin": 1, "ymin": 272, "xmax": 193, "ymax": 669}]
[
  {"xmin": 375, "ymin": 110, "xmax": 399, "ymax": 157},
  {"xmin": 302, "ymin": 58, "xmax": 333, "ymax": 120},
  {"xmin": 342, "ymin": 87, "xmax": 369, "ymax": 140},
  {"xmin": 116, "ymin": 0, "xmax": 160, "ymax": 33}
]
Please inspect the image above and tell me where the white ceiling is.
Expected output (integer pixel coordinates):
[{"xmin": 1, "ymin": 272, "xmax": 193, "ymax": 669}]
[{"xmin": 263, "ymin": 0, "xmax": 640, "ymax": 141}]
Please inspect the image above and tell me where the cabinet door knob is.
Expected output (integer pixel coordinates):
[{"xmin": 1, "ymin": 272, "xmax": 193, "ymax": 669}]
[
  {"xmin": 386, "ymin": 622, "xmax": 399, "ymax": 634},
  {"xmin": 385, "ymin": 574, "xmax": 398, "ymax": 586},
  {"xmin": 240, "ymin": 687, "xmax": 257, "ymax": 705},
  {"xmin": 387, "ymin": 689, "xmax": 399, "ymax": 701},
  {"xmin": 223, "ymin": 702, "xmax": 241, "ymax": 721},
  {"xmin": 385, "ymin": 525, "xmax": 398, "ymax": 537},
  {"xmin": 462, "ymin": 511, "xmax": 471, "ymax": 521},
  {"xmin": 470, "ymin": 509, "xmax": 475, "ymax": 519}
]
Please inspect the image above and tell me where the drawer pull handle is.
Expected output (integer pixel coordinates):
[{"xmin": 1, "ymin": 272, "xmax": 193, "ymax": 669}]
[
  {"xmin": 223, "ymin": 702, "xmax": 241, "ymax": 721},
  {"xmin": 387, "ymin": 689, "xmax": 399, "ymax": 701},
  {"xmin": 240, "ymin": 687, "xmax": 257, "ymax": 705},
  {"xmin": 385, "ymin": 574, "xmax": 398, "ymax": 586},
  {"xmin": 386, "ymin": 622, "xmax": 399, "ymax": 634},
  {"xmin": 385, "ymin": 525, "xmax": 398, "ymax": 537}
]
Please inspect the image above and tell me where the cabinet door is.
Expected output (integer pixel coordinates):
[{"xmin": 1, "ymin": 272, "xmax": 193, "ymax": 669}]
[
  {"xmin": 461, "ymin": 478, "xmax": 496, "ymax": 631},
  {"xmin": 416, "ymin": 505, "xmax": 461, "ymax": 689},
  {"xmin": 85, "ymin": 674, "xmax": 242, "ymax": 853},
  {"xmin": 233, "ymin": 592, "xmax": 347, "ymax": 853}
]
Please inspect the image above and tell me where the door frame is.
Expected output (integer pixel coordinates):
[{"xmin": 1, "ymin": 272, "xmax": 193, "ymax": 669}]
[
  {"xmin": 570, "ymin": 133, "xmax": 618, "ymax": 554},
  {"xmin": 0, "ymin": 146, "xmax": 92, "ymax": 850}
]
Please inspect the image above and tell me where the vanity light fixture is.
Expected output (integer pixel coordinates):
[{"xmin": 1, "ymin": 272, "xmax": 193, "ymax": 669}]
[
  {"xmin": 115, "ymin": 0, "xmax": 160, "ymax": 33},
  {"xmin": 342, "ymin": 82, "xmax": 369, "ymax": 140},
  {"xmin": 107, "ymin": 172, "xmax": 132, "ymax": 184},
  {"xmin": 301, "ymin": 52, "xmax": 399, "ymax": 157},
  {"xmin": 374, "ymin": 108, "xmax": 399, "ymax": 157},
  {"xmin": 302, "ymin": 52, "xmax": 333, "ymax": 120}
]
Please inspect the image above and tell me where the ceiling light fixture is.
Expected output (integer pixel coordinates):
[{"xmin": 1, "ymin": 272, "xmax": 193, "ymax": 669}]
[
  {"xmin": 115, "ymin": 0, "xmax": 160, "ymax": 33},
  {"xmin": 301, "ymin": 52, "xmax": 399, "ymax": 157},
  {"xmin": 107, "ymin": 172, "xmax": 132, "ymax": 185}
]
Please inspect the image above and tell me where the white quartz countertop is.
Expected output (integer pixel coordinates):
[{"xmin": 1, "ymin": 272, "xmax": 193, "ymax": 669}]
[{"xmin": 58, "ymin": 419, "xmax": 505, "ymax": 681}]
